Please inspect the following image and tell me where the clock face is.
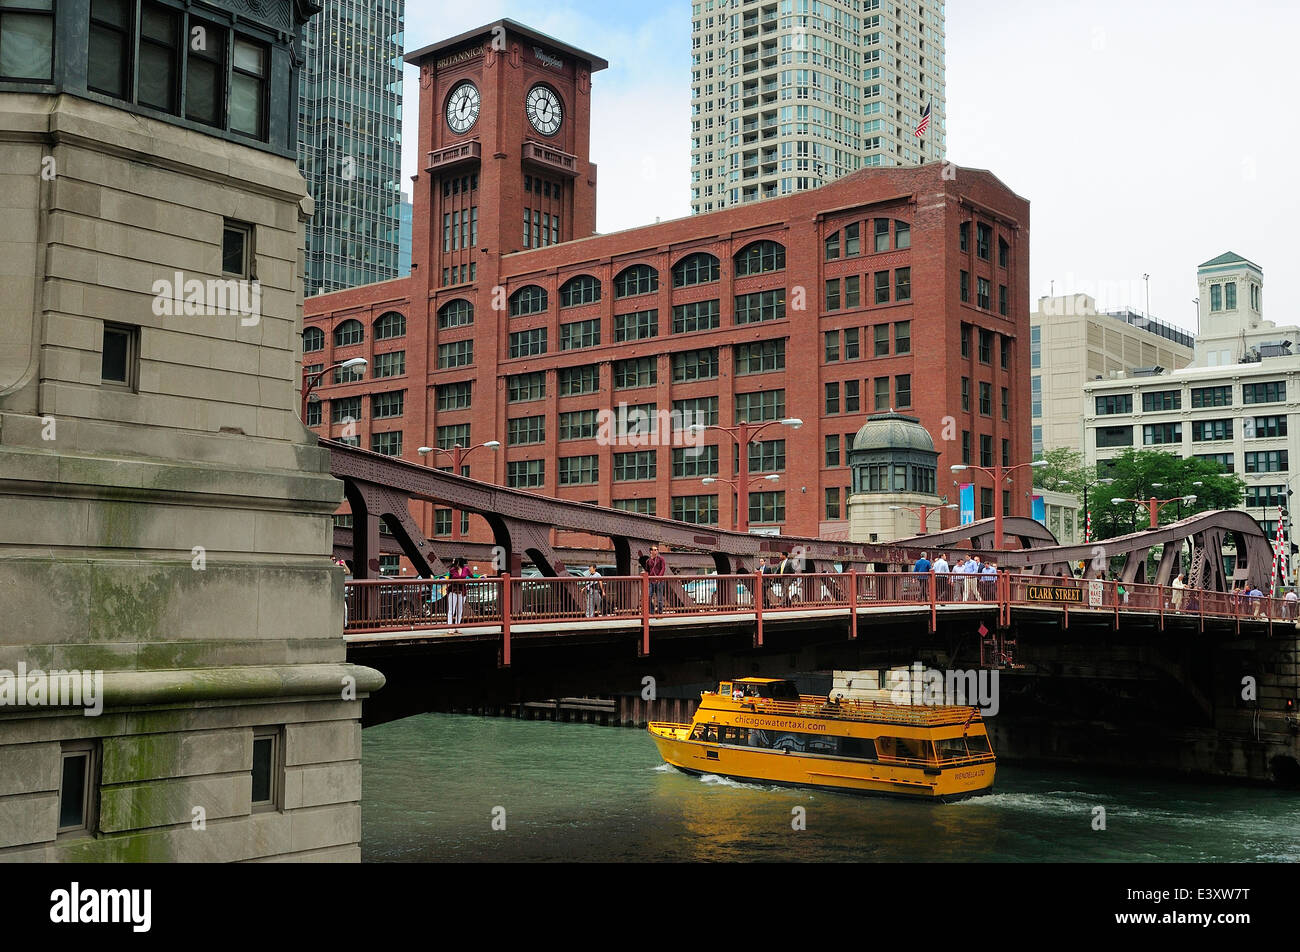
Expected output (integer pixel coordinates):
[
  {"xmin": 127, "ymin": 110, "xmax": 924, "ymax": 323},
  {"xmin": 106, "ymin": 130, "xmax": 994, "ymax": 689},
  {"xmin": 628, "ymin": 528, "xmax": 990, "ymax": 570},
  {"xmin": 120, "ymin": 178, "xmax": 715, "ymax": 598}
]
[
  {"xmin": 446, "ymin": 82, "xmax": 480, "ymax": 134},
  {"xmin": 526, "ymin": 85, "xmax": 563, "ymax": 136}
]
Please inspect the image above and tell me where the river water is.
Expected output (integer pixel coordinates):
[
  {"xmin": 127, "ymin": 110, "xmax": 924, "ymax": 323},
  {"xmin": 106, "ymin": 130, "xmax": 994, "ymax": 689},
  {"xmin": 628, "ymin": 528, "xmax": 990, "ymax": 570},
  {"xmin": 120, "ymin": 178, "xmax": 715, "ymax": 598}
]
[{"xmin": 361, "ymin": 713, "xmax": 1300, "ymax": 862}]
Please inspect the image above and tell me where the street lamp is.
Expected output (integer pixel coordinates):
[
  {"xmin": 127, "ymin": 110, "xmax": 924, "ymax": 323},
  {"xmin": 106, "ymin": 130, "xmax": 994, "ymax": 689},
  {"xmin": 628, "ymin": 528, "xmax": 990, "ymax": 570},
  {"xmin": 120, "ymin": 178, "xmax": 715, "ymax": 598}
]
[
  {"xmin": 417, "ymin": 441, "xmax": 501, "ymax": 542},
  {"xmin": 702, "ymin": 473, "xmax": 781, "ymax": 530},
  {"xmin": 302, "ymin": 357, "xmax": 367, "ymax": 420},
  {"xmin": 951, "ymin": 459, "xmax": 1048, "ymax": 549},
  {"xmin": 689, "ymin": 417, "xmax": 802, "ymax": 532},
  {"xmin": 1111, "ymin": 494, "xmax": 1196, "ymax": 530},
  {"xmin": 889, "ymin": 502, "xmax": 958, "ymax": 535}
]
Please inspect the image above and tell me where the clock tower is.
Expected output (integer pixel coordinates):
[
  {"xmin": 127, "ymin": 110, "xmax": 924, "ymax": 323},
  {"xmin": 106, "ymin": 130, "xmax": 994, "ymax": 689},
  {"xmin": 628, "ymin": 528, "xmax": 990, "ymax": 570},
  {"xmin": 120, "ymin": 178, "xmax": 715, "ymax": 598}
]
[{"xmin": 407, "ymin": 20, "xmax": 608, "ymax": 291}]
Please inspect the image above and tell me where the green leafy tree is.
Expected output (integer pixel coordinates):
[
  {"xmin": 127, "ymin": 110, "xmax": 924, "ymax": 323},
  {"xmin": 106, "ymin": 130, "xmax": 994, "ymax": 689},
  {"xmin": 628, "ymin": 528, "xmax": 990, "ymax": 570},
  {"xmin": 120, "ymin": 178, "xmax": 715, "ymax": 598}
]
[{"xmin": 1088, "ymin": 449, "xmax": 1245, "ymax": 540}]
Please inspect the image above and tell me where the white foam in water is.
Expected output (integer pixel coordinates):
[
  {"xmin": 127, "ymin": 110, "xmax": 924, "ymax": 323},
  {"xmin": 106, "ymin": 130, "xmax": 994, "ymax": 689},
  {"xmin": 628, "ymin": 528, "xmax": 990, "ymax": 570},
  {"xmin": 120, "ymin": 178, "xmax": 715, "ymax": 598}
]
[{"xmin": 652, "ymin": 762, "xmax": 674, "ymax": 772}]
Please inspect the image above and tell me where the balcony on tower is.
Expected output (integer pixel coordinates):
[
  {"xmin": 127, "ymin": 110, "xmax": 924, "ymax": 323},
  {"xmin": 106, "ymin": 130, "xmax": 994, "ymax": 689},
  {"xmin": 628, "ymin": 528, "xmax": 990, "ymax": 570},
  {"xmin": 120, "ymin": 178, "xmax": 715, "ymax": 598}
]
[
  {"xmin": 427, "ymin": 139, "xmax": 482, "ymax": 174},
  {"xmin": 522, "ymin": 140, "xmax": 580, "ymax": 178}
]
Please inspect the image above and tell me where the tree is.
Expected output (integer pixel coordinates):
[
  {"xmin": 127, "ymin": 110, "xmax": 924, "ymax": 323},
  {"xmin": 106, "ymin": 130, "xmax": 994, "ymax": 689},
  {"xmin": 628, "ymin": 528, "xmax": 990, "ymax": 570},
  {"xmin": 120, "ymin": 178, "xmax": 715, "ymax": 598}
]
[{"xmin": 1089, "ymin": 449, "xmax": 1245, "ymax": 540}]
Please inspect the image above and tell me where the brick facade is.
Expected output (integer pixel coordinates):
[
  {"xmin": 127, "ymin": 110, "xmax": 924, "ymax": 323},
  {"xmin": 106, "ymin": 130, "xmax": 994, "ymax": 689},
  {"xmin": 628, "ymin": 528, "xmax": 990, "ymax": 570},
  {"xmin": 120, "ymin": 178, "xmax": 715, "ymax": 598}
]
[{"xmin": 303, "ymin": 20, "xmax": 1031, "ymax": 548}]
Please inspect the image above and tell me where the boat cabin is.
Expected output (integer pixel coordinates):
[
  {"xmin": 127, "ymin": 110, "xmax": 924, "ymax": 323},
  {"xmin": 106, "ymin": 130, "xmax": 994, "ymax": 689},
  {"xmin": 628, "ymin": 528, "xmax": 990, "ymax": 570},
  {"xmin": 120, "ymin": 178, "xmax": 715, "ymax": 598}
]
[{"xmin": 718, "ymin": 678, "xmax": 801, "ymax": 702}]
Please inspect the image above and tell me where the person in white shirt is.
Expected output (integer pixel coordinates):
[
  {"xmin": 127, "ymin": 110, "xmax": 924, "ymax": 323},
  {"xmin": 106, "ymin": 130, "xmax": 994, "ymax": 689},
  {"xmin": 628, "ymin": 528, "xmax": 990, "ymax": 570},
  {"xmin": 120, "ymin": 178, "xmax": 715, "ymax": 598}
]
[
  {"xmin": 932, "ymin": 554, "xmax": 950, "ymax": 600},
  {"xmin": 1285, "ymin": 588, "xmax": 1298, "ymax": 620},
  {"xmin": 963, "ymin": 555, "xmax": 981, "ymax": 601},
  {"xmin": 1170, "ymin": 573, "xmax": 1185, "ymax": 611}
]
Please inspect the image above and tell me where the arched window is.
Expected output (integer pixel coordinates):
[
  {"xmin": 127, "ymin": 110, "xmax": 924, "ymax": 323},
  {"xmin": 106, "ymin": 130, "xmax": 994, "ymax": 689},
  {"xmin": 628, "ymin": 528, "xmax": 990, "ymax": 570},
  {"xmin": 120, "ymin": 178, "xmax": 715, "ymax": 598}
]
[
  {"xmin": 510, "ymin": 285, "xmax": 548, "ymax": 317},
  {"xmin": 824, "ymin": 231, "xmax": 840, "ymax": 261},
  {"xmin": 302, "ymin": 326, "xmax": 325, "ymax": 352},
  {"xmin": 671, "ymin": 252, "xmax": 720, "ymax": 288},
  {"xmin": 374, "ymin": 311, "xmax": 406, "ymax": 340},
  {"xmin": 438, "ymin": 299, "xmax": 474, "ymax": 329},
  {"xmin": 560, "ymin": 274, "xmax": 601, "ymax": 308},
  {"xmin": 734, "ymin": 240, "xmax": 785, "ymax": 276},
  {"xmin": 334, "ymin": 319, "xmax": 363, "ymax": 347},
  {"xmin": 614, "ymin": 264, "xmax": 658, "ymax": 299}
]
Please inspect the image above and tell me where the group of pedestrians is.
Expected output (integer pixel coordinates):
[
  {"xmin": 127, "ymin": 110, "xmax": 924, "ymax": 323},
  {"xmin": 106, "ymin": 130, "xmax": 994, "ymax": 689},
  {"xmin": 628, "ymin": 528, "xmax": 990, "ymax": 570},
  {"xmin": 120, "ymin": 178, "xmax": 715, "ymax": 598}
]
[{"xmin": 912, "ymin": 551, "xmax": 998, "ymax": 601}]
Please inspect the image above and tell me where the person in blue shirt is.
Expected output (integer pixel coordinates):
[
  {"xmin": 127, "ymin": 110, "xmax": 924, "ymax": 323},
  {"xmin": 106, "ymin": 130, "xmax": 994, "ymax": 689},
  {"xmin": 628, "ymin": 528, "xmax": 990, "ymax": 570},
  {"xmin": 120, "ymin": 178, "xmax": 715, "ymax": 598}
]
[
  {"xmin": 912, "ymin": 552, "xmax": 931, "ymax": 601},
  {"xmin": 913, "ymin": 552, "xmax": 932, "ymax": 573}
]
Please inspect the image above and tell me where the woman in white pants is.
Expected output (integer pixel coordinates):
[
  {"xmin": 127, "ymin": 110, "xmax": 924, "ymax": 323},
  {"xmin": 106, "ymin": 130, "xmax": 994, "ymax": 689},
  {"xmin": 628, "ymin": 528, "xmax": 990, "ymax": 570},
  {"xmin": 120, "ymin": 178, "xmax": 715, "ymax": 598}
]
[{"xmin": 447, "ymin": 558, "xmax": 470, "ymax": 627}]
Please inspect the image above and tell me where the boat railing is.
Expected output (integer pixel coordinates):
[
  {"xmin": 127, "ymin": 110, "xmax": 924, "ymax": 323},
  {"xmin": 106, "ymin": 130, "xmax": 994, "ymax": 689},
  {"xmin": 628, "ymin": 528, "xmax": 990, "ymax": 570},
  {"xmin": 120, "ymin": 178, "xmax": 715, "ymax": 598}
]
[
  {"xmin": 731, "ymin": 695, "xmax": 984, "ymax": 727},
  {"xmin": 876, "ymin": 752, "xmax": 992, "ymax": 768}
]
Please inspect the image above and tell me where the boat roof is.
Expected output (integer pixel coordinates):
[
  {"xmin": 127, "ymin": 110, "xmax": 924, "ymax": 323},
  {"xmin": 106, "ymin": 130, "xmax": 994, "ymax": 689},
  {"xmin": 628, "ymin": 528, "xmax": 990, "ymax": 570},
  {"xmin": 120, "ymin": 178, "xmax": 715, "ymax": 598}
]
[{"xmin": 730, "ymin": 677, "xmax": 791, "ymax": 684}]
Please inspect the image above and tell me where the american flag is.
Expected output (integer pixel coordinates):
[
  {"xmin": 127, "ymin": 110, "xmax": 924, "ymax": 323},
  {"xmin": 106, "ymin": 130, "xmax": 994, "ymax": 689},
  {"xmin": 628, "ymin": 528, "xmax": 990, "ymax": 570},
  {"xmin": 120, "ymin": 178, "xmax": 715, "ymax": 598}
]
[{"xmin": 914, "ymin": 102, "xmax": 931, "ymax": 138}]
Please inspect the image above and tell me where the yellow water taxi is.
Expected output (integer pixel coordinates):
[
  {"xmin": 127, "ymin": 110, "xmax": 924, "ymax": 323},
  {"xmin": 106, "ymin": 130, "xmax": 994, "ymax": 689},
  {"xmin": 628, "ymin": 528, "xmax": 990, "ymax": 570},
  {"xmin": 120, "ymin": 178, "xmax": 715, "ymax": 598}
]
[{"xmin": 649, "ymin": 678, "xmax": 996, "ymax": 800}]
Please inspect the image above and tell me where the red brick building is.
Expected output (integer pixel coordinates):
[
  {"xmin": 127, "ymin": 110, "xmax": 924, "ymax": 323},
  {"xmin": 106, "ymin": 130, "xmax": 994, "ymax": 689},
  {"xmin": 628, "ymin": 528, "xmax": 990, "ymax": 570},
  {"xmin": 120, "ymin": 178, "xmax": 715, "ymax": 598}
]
[{"xmin": 303, "ymin": 19, "xmax": 1032, "ymax": 546}]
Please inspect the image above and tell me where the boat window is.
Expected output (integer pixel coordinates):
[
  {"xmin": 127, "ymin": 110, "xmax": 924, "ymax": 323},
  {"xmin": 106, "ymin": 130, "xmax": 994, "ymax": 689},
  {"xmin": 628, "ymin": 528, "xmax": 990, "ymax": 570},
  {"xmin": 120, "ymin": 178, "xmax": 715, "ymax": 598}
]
[
  {"xmin": 721, "ymin": 727, "xmax": 750, "ymax": 745},
  {"xmin": 718, "ymin": 681, "xmax": 732, "ymax": 696},
  {"xmin": 877, "ymin": 736, "xmax": 928, "ymax": 761},
  {"xmin": 936, "ymin": 737, "xmax": 972, "ymax": 760},
  {"xmin": 840, "ymin": 737, "xmax": 878, "ymax": 760},
  {"xmin": 768, "ymin": 681, "xmax": 801, "ymax": 701},
  {"xmin": 964, "ymin": 734, "xmax": 991, "ymax": 755}
]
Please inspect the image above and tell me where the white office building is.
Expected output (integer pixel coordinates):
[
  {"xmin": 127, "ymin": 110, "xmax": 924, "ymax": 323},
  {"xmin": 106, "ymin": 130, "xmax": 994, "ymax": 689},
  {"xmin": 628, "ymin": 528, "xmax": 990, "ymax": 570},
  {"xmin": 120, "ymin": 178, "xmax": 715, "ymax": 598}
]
[{"xmin": 689, "ymin": 0, "xmax": 946, "ymax": 213}]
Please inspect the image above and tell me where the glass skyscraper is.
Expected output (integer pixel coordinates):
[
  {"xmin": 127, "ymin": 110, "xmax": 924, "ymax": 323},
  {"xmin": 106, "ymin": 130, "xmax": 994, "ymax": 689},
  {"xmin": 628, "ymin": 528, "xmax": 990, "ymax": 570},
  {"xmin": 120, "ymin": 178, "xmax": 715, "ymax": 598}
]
[{"xmin": 298, "ymin": 0, "xmax": 405, "ymax": 296}]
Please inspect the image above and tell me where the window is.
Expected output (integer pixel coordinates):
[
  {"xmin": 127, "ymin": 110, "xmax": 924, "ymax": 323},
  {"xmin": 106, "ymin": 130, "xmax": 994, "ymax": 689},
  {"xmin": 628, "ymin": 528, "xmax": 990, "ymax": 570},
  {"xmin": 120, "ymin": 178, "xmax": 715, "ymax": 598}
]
[
  {"xmin": 220, "ymin": 220, "xmax": 252, "ymax": 277},
  {"xmin": 980, "ymin": 434, "xmax": 993, "ymax": 467},
  {"xmin": 1000, "ymin": 337, "xmax": 1010, "ymax": 370},
  {"xmin": 672, "ymin": 299, "xmax": 720, "ymax": 333},
  {"xmin": 305, "ymin": 401, "xmax": 321, "ymax": 426},
  {"xmin": 976, "ymin": 223, "xmax": 991, "ymax": 260},
  {"xmin": 1210, "ymin": 284, "xmax": 1222, "ymax": 312},
  {"xmin": 960, "ymin": 377, "xmax": 970, "ymax": 412},
  {"xmin": 825, "ymin": 487, "xmax": 841, "ymax": 520},
  {"xmin": 614, "ymin": 309, "xmax": 658, "ymax": 341},
  {"xmin": 825, "ymin": 278, "xmax": 841, "ymax": 311},
  {"xmin": 980, "ymin": 488, "xmax": 994, "ymax": 520},
  {"xmin": 614, "ymin": 264, "xmax": 658, "ymax": 298},
  {"xmin": 895, "ymin": 268, "xmax": 911, "ymax": 302},
  {"xmin": 671, "ymin": 495, "xmax": 718, "ymax": 524},
  {"xmin": 613, "ymin": 357, "xmax": 657, "ymax": 390},
  {"xmin": 734, "ymin": 240, "xmax": 785, "ymax": 275},
  {"xmin": 560, "ymin": 318, "xmax": 600, "ymax": 350},
  {"xmin": 1246, "ymin": 485, "xmax": 1287, "ymax": 508},
  {"xmin": 437, "ymin": 423, "xmax": 470, "ymax": 450},
  {"xmin": 736, "ymin": 390, "xmax": 785, "ymax": 423},
  {"xmin": 961, "ymin": 431, "xmax": 971, "ymax": 464},
  {"xmin": 331, "ymin": 396, "xmax": 361, "ymax": 424},
  {"xmin": 558, "ymin": 364, "xmax": 598, "ymax": 395},
  {"xmin": 438, "ymin": 299, "xmax": 473, "ymax": 329},
  {"xmin": 673, "ymin": 348, "xmax": 719, "ymax": 382},
  {"xmin": 1225, "ymin": 282, "xmax": 1237, "ymax": 310},
  {"xmin": 749, "ymin": 491, "xmax": 785, "ymax": 525},
  {"xmin": 613, "ymin": 451, "xmax": 656, "ymax": 482},
  {"xmin": 825, "ymin": 331, "xmax": 841, "ymax": 362},
  {"xmin": 824, "ymin": 231, "xmax": 840, "ymax": 261},
  {"xmin": 735, "ymin": 339, "xmax": 785, "ymax": 374},
  {"xmin": 509, "ymin": 286, "xmax": 548, "ymax": 317},
  {"xmin": 1191, "ymin": 385, "xmax": 1232, "ymax": 408},
  {"xmin": 371, "ymin": 392, "xmax": 403, "ymax": 420},
  {"xmin": 1095, "ymin": 425, "xmax": 1133, "ymax": 448},
  {"xmin": 1142, "ymin": 390, "xmax": 1180, "ymax": 412},
  {"xmin": 673, "ymin": 396, "xmax": 717, "ymax": 428},
  {"xmin": 137, "ymin": 3, "xmax": 179, "ymax": 112},
  {"xmin": 844, "ymin": 327, "xmax": 860, "ymax": 359},
  {"xmin": 558, "ymin": 409, "xmax": 598, "ymax": 441},
  {"xmin": 508, "ymin": 416, "xmax": 545, "ymax": 446},
  {"xmin": 507, "ymin": 460, "xmax": 545, "ymax": 488},
  {"xmin": 58, "ymin": 740, "xmax": 99, "ymax": 835},
  {"xmin": 960, "ymin": 271, "xmax": 969, "ymax": 303},
  {"xmin": 979, "ymin": 382, "xmax": 992, "ymax": 416},
  {"xmin": 1194, "ymin": 453, "xmax": 1234, "ymax": 473},
  {"xmin": 845, "ymin": 222, "xmax": 861, "ymax": 256},
  {"xmin": 559, "ymin": 456, "xmax": 599, "ymax": 486},
  {"xmin": 508, "ymin": 328, "xmax": 546, "ymax": 358},
  {"xmin": 334, "ymin": 319, "xmax": 363, "ymax": 347},
  {"xmin": 374, "ymin": 312, "xmax": 405, "ymax": 340},
  {"xmin": 560, "ymin": 275, "xmax": 601, "ymax": 307},
  {"xmin": 1, "ymin": 0, "xmax": 55, "ymax": 81},
  {"xmin": 673, "ymin": 445, "xmax": 719, "ymax": 478},
  {"xmin": 373, "ymin": 351, "xmax": 405, "ymax": 378},
  {"xmin": 1249, "ymin": 415, "xmax": 1287, "ymax": 439},
  {"xmin": 1190, "ymin": 421, "xmax": 1232, "ymax": 442},
  {"xmin": 614, "ymin": 497, "xmax": 657, "ymax": 514},
  {"xmin": 844, "ymin": 275, "xmax": 860, "ymax": 308},
  {"xmin": 998, "ymin": 237, "xmax": 1009, "ymax": 268},
  {"xmin": 438, "ymin": 340, "xmax": 473, "ymax": 368},
  {"xmin": 184, "ymin": 18, "xmax": 226, "ymax": 127},
  {"xmin": 1095, "ymin": 394, "xmax": 1132, "ymax": 415},
  {"xmin": 873, "ymin": 271, "xmax": 890, "ymax": 305},
  {"xmin": 734, "ymin": 290, "xmax": 784, "ymax": 324},
  {"xmin": 1243, "ymin": 381, "xmax": 1285, "ymax": 404},
  {"xmin": 870, "ymin": 324, "xmax": 887, "ymax": 357},
  {"xmin": 371, "ymin": 431, "xmax": 402, "ymax": 456},
  {"xmin": 959, "ymin": 222, "xmax": 969, "ymax": 253},
  {"xmin": 1143, "ymin": 422, "xmax": 1182, "ymax": 445},
  {"xmin": 998, "ymin": 285, "xmax": 1008, "ymax": 317},
  {"xmin": 89, "ymin": 0, "xmax": 131, "ymax": 97},
  {"xmin": 841, "ymin": 380, "xmax": 859, "ymax": 413},
  {"xmin": 672, "ymin": 252, "xmax": 720, "ymax": 287},
  {"xmin": 873, "ymin": 219, "xmax": 890, "ymax": 253},
  {"xmin": 977, "ymin": 278, "xmax": 991, "ymax": 310},
  {"xmin": 825, "ymin": 382, "xmax": 840, "ymax": 414},
  {"xmin": 437, "ymin": 381, "xmax": 472, "ymax": 410},
  {"xmin": 1001, "ymin": 387, "xmax": 1010, "ymax": 421},
  {"xmin": 507, "ymin": 372, "xmax": 545, "ymax": 403},
  {"xmin": 1245, "ymin": 450, "xmax": 1288, "ymax": 474},
  {"xmin": 826, "ymin": 434, "xmax": 841, "ymax": 467},
  {"xmin": 302, "ymin": 326, "xmax": 325, "ymax": 353},
  {"xmin": 895, "ymin": 374, "xmax": 911, "ymax": 408},
  {"xmin": 230, "ymin": 37, "xmax": 267, "ymax": 138},
  {"xmin": 101, "ymin": 323, "xmax": 137, "ymax": 388},
  {"xmin": 873, "ymin": 377, "xmax": 889, "ymax": 411},
  {"xmin": 894, "ymin": 321, "xmax": 911, "ymax": 355},
  {"xmin": 895, "ymin": 221, "xmax": 910, "ymax": 250}
]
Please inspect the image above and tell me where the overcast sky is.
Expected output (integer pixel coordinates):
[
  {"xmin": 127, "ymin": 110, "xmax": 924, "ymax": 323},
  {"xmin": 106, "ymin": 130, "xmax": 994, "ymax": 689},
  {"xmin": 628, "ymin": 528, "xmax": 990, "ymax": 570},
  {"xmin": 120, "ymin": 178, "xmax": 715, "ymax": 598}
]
[{"xmin": 401, "ymin": 0, "xmax": 1300, "ymax": 333}]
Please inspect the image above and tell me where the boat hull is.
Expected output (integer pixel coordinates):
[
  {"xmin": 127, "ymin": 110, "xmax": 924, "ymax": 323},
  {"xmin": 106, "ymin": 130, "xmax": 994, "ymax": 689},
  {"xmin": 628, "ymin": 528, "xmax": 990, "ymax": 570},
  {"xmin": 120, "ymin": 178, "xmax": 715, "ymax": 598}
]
[{"xmin": 649, "ymin": 722, "xmax": 995, "ymax": 801}]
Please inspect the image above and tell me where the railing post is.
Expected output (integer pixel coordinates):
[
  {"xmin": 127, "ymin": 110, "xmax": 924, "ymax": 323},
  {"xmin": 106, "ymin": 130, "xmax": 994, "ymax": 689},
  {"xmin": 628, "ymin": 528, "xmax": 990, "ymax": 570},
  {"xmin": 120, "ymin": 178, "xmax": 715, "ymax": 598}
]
[
  {"xmin": 848, "ymin": 569, "xmax": 858, "ymax": 641},
  {"xmin": 639, "ymin": 572, "xmax": 650, "ymax": 657},
  {"xmin": 1158, "ymin": 584, "xmax": 1165, "ymax": 630},
  {"xmin": 754, "ymin": 571, "xmax": 764, "ymax": 648},
  {"xmin": 929, "ymin": 570, "xmax": 936, "ymax": 633},
  {"xmin": 499, "ymin": 574, "xmax": 511, "ymax": 668}
]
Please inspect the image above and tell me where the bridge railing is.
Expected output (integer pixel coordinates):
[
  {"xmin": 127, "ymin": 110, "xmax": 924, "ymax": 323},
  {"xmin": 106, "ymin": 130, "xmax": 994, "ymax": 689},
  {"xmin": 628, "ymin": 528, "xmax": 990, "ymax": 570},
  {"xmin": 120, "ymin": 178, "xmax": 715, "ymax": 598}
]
[{"xmin": 343, "ymin": 571, "xmax": 1297, "ymax": 633}]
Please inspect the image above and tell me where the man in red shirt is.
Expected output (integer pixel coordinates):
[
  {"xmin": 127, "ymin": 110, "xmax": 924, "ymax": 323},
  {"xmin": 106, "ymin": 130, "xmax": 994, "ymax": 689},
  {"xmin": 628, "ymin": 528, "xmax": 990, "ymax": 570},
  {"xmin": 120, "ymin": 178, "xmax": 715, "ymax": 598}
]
[{"xmin": 646, "ymin": 544, "xmax": 667, "ymax": 614}]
